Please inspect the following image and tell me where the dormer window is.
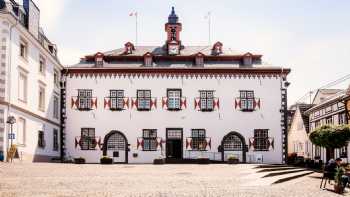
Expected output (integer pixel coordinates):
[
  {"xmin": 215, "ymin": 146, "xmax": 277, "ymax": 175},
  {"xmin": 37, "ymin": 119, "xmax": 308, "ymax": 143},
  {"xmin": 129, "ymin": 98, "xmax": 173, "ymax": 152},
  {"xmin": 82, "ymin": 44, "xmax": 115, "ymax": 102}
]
[
  {"xmin": 195, "ymin": 53, "xmax": 204, "ymax": 66},
  {"xmin": 243, "ymin": 53, "xmax": 253, "ymax": 67},
  {"xmin": 143, "ymin": 53, "xmax": 153, "ymax": 67},
  {"xmin": 94, "ymin": 52, "xmax": 104, "ymax": 67},
  {"xmin": 212, "ymin": 42, "xmax": 223, "ymax": 55},
  {"xmin": 124, "ymin": 42, "xmax": 135, "ymax": 54}
]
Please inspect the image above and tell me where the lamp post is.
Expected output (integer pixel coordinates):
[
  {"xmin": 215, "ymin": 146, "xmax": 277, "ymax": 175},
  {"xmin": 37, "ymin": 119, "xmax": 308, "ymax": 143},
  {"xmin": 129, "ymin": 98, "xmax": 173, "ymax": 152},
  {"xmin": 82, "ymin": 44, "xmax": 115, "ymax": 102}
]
[{"xmin": 6, "ymin": 116, "xmax": 16, "ymax": 147}]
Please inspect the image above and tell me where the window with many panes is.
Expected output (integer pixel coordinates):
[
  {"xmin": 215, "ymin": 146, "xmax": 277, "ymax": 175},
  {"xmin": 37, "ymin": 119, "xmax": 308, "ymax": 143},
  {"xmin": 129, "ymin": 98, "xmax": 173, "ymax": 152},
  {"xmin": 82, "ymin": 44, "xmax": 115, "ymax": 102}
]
[
  {"xmin": 110, "ymin": 90, "xmax": 124, "ymax": 110},
  {"xmin": 167, "ymin": 89, "xmax": 181, "ymax": 110},
  {"xmin": 137, "ymin": 90, "xmax": 151, "ymax": 110},
  {"xmin": 53, "ymin": 129, "xmax": 59, "ymax": 151},
  {"xmin": 338, "ymin": 113, "xmax": 347, "ymax": 125},
  {"xmin": 80, "ymin": 128, "xmax": 96, "ymax": 150},
  {"xmin": 240, "ymin": 90, "xmax": 254, "ymax": 111},
  {"xmin": 315, "ymin": 146, "xmax": 321, "ymax": 158},
  {"xmin": 54, "ymin": 70, "xmax": 60, "ymax": 87},
  {"xmin": 223, "ymin": 134, "xmax": 242, "ymax": 151},
  {"xmin": 38, "ymin": 86, "xmax": 46, "ymax": 111},
  {"xmin": 199, "ymin": 90, "xmax": 214, "ymax": 111},
  {"xmin": 39, "ymin": 55, "xmax": 46, "ymax": 75},
  {"xmin": 340, "ymin": 146, "xmax": 348, "ymax": 158},
  {"xmin": 38, "ymin": 130, "xmax": 45, "ymax": 148},
  {"xmin": 142, "ymin": 129, "xmax": 157, "ymax": 151},
  {"xmin": 19, "ymin": 39, "xmax": 27, "ymax": 59},
  {"xmin": 53, "ymin": 95, "xmax": 59, "ymax": 119},
  {"xmin": 191, "ymin": 129, "xmax": 206, "ymax": 151},
  {"xmin": 78, "ymin": 89, "xmax": 92, "ymax": 110},
  {"xmin": 18, "ymin": 71, "xmax": 27, "ymax": 102},
  {"xmin": 253, "ymin": 129, "xmax": 269, "ymax": 151},
  {"xmin": 325, "ymin": 116, "xmax": 333, "ymax": 125}
]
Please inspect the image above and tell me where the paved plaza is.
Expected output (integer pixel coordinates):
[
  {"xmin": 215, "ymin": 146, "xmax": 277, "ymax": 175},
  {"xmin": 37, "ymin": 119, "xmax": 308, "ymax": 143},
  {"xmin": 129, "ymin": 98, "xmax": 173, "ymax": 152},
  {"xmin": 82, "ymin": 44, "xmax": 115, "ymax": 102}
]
[{"xmin": 0, "ymin": 163, "xmax": 346, "ymax": 197}]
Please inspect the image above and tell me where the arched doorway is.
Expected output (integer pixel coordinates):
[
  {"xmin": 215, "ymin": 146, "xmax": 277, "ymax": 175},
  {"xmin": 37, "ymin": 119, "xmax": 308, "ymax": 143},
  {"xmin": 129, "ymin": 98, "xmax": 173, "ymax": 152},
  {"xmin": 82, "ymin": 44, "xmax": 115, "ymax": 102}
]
[
  {"xmin": 103, "ymin": 130, "xmax": 128, "ymax": 163},
  {"xmin": 221, "ymin": 131, "xmax": 247, "ymax": 163}
]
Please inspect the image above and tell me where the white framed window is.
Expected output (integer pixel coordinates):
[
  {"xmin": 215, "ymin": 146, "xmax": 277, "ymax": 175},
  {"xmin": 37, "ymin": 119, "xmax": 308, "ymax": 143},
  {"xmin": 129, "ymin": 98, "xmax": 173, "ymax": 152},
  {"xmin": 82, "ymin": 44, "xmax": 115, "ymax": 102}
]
[
  {"xmin": 167, "ymin": 89, "xmax": 181, "ymax": 110},
  {"xmin": 53, "ymin": 95, "xmax": 59, "ymax": 119},
  {"xmin": 19, "ymin": 38, "xmax": 28, "ymax": 59},
  {"xmin": 16, "ymin": 117, "xmax": 26, "ymax": 145},
  {"xmin": 54, "ymin": 69, "xmax": 60, "ymax": 87},
  {"xmin": 39, "ymin": 55, "xmax": 46, "ymax": 75},
  {"xmin": 39, "ymin": 86, "xmax": 46, "ymax": 111},
  {"xmin": 18, "ymin": 72, "xmax": 27, "ymax": 102}
]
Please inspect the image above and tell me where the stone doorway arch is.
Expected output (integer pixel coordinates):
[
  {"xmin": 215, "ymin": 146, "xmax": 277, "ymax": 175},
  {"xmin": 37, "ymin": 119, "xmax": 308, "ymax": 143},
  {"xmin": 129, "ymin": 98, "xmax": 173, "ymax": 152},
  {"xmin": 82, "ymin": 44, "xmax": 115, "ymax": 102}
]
[
  {"xmin": 221, "ymin": 131, "xmax": 247, "ymax": 163},
  {"xmin": 102, "ymin": 130, "xmax": 128, "ymax": 163}
]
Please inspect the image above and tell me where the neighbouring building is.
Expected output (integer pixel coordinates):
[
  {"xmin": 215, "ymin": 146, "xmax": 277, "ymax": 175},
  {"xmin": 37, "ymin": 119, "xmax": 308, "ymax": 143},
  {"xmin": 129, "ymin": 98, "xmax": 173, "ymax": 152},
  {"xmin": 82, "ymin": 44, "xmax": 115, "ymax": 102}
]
[
  {"xmin": 304, "ymin": 88, "xmax": 350, "ymax": 163},
  {"xmin": 287, "ymin": 103, "xmax": 313, "ymax": 158},
  {"xmin": 0, "ymin": 0, "xmax": 63, "ymax": 162},
  {"xmin": 62, "ymin": 7, "xmax": 291, "ymax": 164}
]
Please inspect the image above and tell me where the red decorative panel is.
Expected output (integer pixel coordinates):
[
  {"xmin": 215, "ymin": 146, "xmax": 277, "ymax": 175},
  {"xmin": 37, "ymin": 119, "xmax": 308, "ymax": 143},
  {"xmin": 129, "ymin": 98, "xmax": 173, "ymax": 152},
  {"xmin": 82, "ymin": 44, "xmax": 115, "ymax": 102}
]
[
  {"xmin": 214, "ymin": 98, "xmax": 220, "ymax": 110},
  {"xmin": 162, "ymin": 97, "xmax": 168, "ymax": 109},
  {"xmin": 91, "ymin": 98, "xmax": 98, "ymax": 109},
  {"xmin": 104, "ymin": 98, "xmax": 111, "ymax": 109},
  {"xmin": 194, "ymin": 98, "xmax": 201, "ymax": 110},
  {"xmin": 180, "ymin": 97, "xmax": 187, "ymax": 109},
  {"xmin": 123, "ymin": 98, "xmax": 130, "ymax": 109},
  {"xmin": 131, "ymin": 98, "xmax": 138, "ymax": 109},
  {"xmin": 71, "ymin": 97, "xmax": 79, "ymax": 109}
]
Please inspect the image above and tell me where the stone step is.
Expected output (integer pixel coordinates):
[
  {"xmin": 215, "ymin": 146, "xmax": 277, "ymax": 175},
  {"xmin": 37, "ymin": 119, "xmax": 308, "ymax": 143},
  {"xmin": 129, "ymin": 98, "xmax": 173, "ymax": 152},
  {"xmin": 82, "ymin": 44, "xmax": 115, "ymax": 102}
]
[
  {"xmin": 263, "ymin": 169, "xmax": 307, "ymax": 177},
  {"xmin": 257, "ymin": 167, "xmax": 299, "ymax": 172}
]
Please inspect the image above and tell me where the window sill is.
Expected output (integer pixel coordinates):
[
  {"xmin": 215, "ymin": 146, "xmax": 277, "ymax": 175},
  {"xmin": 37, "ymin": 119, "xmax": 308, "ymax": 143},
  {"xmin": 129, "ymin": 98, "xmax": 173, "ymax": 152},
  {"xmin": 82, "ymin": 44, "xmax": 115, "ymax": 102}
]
[
  {"xmin": 78, "ymin": 108, "xmax": 93, "ymax": 111},
  {"xmin": 167, "ymin": 108, "xmax": 182, "ymax": 111},
  {"xmin": 141, "ymin": 150, "xmax": 159, "ymax": 151},
  {"xmin": 241, "ymin": 109, "xmax": 255, "ymax": 112},
  {"xmin": 110, "ymin": 108, "xmax": 124, "ymax": 111},
  {"xmin": 38, "ymin": 108, "xmax": 45, "ymax": 112},
  {"xmin": 200, "ymin": 109, "xmax": 214, "ymax": 112},
  {"xmin": 137, "ymin": 108, "xmax": 151, "ymax": 111},
  {"xmin": 18, "ymin": 99, "xmax": 27, "ymax": 104}
]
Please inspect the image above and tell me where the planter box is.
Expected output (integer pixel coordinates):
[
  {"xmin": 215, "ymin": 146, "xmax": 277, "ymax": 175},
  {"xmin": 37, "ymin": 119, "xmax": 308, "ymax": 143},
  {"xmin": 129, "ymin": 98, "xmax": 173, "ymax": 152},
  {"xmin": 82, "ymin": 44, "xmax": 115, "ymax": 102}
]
[
  {"xmin": 197, "ymin": 158, "xmax": 210, "ymax": 164},
  {"xmin": 334, "ymin": 185, "xmax": 344, "ymax": 194},
  {"xmin": 100, "ymin": 157, "xmax": 113, "ymax": 164},
  {"xmin": 227, "ymin": 159, "xmax": 239, "ymax": 164},
  {"xmin": 74, "ymin": 158, "xmax": 85, "ymax": 164},
  {"xmin": 153, "ymin": 158, "xmax": 165, "ymax": 165}
]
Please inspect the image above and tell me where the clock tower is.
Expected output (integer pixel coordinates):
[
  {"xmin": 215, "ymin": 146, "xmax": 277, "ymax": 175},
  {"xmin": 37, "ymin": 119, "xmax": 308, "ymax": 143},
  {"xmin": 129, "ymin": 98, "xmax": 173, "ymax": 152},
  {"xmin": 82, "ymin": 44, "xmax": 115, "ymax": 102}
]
[{"xmin": 165, "ymin": 7, "xmax": 182, "ymax": 55}]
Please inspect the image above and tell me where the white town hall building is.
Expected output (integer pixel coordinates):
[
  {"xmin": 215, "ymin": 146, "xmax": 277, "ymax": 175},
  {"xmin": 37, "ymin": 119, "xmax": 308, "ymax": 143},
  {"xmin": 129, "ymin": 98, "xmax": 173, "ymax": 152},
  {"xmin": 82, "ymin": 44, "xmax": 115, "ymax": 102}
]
[{"xmin": 62, "ymin": 7, "xmax": 291, "ymax": 164}]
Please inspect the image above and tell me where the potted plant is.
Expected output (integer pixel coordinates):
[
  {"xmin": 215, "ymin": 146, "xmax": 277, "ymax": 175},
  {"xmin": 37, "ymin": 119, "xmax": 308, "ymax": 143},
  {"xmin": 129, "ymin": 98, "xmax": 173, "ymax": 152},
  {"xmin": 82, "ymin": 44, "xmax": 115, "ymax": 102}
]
[
  {"xmin": 334, "ymin": 166, "xmax": 345, "ymax": 194},
  {"xmin": 153, "ymin": 156, "xmax": 165, "ymax": 165},
  {"xmin": 227, "ymin": 155, "xmax": 239, "ymax": 164},
  {"xmin": 100, "ymin": 156, "xmax": 113, "ymax": 164},
  {"xmin": 197, "ymin": 156, "xmax": 210, "ymax": 164},
  {"xmin": 74, "ymin": 157, "xmax": 85, "ymax": 164}
]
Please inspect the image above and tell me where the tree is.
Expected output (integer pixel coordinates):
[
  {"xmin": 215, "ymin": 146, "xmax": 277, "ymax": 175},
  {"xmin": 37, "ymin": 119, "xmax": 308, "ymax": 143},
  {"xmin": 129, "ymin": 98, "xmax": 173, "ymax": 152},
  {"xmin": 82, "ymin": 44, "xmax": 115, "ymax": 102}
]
[{"xmin": 309, "ymin": 125, "xmax": 350, "ymax": 149}]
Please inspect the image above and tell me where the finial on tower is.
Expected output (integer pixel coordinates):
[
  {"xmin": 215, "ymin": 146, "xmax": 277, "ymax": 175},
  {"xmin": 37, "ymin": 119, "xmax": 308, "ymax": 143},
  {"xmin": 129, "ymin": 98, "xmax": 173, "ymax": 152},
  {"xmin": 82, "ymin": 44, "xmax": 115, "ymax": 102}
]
[{"xmin": 168, "ymin": 6, "xmax": 179, "ymax": 24}]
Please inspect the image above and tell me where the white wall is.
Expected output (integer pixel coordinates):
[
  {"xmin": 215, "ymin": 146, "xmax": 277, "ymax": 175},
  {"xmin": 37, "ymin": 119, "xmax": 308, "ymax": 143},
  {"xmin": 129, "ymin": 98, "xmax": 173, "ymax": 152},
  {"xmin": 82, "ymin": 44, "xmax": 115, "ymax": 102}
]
[{"xmin": 65, "ymin": 74, "xmax": 284, "ymax": 164}]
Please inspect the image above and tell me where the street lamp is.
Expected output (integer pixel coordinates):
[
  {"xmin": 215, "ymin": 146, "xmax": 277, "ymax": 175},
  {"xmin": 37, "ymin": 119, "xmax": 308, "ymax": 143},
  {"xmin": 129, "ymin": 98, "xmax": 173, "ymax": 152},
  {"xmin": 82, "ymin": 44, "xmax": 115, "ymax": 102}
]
[{"xmin": 6, "ymin": 116, "xmax": 16, "ymax": 147}]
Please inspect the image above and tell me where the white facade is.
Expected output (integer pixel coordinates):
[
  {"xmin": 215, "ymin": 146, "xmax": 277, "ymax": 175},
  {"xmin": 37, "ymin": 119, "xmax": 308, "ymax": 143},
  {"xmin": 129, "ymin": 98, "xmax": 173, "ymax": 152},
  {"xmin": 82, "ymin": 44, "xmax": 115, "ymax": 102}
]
[
  {"xmin": 0, "ymin": 0, "xmax": 63, "ymax": 162},
  {"xmin": 64, "ymin": 71, "xmax": 289, "ymax": 164}
]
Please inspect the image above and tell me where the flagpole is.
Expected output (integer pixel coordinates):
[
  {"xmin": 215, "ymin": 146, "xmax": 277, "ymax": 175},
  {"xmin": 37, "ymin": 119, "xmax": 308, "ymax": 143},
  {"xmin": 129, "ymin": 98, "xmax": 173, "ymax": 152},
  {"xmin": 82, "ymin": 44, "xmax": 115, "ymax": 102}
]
[
  {"xmin": 135, "ymin": 13, "xmax": 138, "ymax": 46},
  {"xmin": 206, "ymin": 12, "xmax": 211, "ymax": 45}
]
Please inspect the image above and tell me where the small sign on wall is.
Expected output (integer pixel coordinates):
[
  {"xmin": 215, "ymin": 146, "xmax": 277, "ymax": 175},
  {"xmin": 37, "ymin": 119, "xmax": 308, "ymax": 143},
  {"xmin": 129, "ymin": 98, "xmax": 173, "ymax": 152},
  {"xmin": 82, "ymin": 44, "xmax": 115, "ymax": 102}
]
[
  {"xmin": 8, "ymin": 133, "xmax": 15, "ymax": 140},
  {"xmin": 113, "ymin": 151, "xmax": 119, "ymax": 158}
]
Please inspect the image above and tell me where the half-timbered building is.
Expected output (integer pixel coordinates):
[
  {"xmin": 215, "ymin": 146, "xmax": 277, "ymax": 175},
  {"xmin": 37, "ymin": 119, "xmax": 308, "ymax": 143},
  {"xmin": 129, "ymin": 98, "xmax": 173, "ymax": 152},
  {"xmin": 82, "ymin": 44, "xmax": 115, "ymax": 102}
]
[{"xmin": 62, "ymin": 7, "xmax": 291, "ymax": 164}]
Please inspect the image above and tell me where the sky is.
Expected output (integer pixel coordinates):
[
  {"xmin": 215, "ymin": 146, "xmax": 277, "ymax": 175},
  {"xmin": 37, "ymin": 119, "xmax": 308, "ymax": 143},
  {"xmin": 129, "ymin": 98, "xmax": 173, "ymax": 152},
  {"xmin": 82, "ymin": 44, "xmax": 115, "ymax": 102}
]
[{"xmin": 33, "ymin": 0, "xmax": 350, "ymax": 105}]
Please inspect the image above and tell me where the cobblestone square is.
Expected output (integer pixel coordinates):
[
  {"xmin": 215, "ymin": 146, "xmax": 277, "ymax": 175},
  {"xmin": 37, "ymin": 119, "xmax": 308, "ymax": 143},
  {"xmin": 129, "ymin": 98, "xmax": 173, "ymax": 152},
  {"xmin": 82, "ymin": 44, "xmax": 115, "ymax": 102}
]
[{"xmin": 0, "ymin": 163, "xmax": 345, "ymax": 197}]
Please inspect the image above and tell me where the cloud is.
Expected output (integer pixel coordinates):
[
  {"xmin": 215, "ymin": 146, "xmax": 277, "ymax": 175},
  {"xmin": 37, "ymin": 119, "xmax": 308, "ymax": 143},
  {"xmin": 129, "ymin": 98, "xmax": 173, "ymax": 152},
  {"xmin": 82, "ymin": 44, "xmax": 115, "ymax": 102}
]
[{"xmin": 32, "ymin": 0, "xmax": 67, "ymax": 31}]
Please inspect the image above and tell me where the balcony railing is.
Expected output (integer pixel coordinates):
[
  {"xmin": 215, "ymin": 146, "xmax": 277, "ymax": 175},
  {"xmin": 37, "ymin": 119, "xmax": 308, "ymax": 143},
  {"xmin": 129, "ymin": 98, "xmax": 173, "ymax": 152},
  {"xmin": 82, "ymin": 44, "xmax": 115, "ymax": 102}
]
[
  {"xmin": 234, "ymin": 97, "xmax": 261, "ymax": 111},
  {"xmin": 71, "ymin": 96, "xmax": 97, "ymax": 111},
  {"xmin": 194, "ymin": 98, "xmax": 219, "ymax": 111},
  {"xmin": 136, "ymin": 137, "xmax": 165, "ymax": 150},
  {"xmin": 104, "ymin": 97, "xmax": 129, "ymax": 110},
  {"xmin": 74, "ymin": 136, "xmax": 102, "ymax": 150},
  {"xmin": 161, "ymin": 97, "xmax": 187, "ymax": 110},
  {"xmin": 248, "ymin": 137, "xmax": 274, "ymax": 151},
  {"xmin": 131, "ymin": 97, "xmax": 157, "ymax": 110},
  {"xmin": 185, "ymin": 137, "xmax": 212, "ymax": 151}
]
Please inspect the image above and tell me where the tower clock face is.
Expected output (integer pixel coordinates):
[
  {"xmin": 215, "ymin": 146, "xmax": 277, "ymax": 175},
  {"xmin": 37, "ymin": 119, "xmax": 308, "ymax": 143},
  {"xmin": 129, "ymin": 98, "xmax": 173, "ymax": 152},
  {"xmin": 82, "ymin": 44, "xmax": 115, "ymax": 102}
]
[{"xmin": 168, "ymin": 45, "xmax": 179, "ymax": 55}]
